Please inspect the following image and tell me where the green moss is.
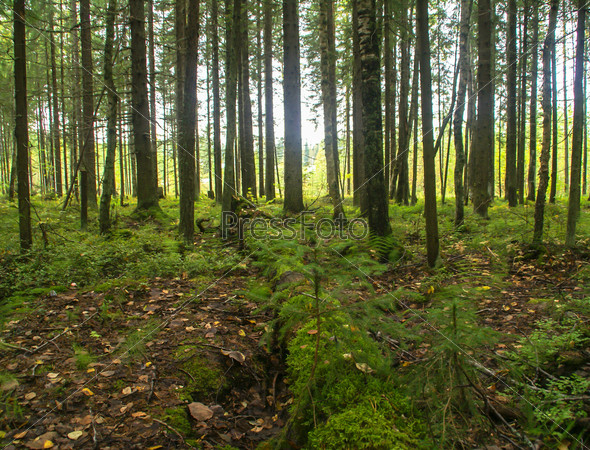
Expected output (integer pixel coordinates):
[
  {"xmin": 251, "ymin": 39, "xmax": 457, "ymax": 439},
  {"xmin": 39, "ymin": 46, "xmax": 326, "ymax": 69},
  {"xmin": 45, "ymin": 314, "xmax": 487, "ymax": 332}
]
[
  {"xmin": 161, "ymin": 407, "xmax": 193, "ymax": 436},
  {"xmin": 175, "ymin": 346, "xmax": 227, "ymax": 402},
  {"xmin": 73, "ymin": 344, "xmax": 96, "ymax": 369}
]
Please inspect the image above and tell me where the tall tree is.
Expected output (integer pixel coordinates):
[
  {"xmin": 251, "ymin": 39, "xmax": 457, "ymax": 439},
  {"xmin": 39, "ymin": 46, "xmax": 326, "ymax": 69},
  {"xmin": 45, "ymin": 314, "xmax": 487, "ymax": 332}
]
[
  {"xmin": 383, "ymin": 0, "xmax": 393, "ymax": 198},
  {"xmin": 130, "ymin": 0, "xmax": 159, "ymax": 210},
  {"xmin": 453, "ymin": 0, "xmax": 472, "ymax": 227},
  {"xmin": 527, "ymin": 2, "xmax": 539, "ymax": 201},
  {"xmin": 319, "ymin": 0, "xmax": 345, "ymax": 219},
  {"xmin": 178, "ymin": 0, "xmax": 199, "ymax": 242},
  {"xmin": 148, "ymin": 0, "xmax": 158, "ymax": 192},
  {"xmin": 549, "ymin": 11, "xmax": 559, "ymax": 204},
  {"xmin": 504, "ymin": 0, "xmax": 517, "ymax": 206},
  {"xmin": 49, "ymin": 10, "xmax": 63, "ymax": 197},
  {"xmin": 417, "ymin": 0, "xmax": 440, "ymax": 267},
  {"xmin": 14, "ymin": 0, "xmax": 32, "ymax": 251},
  {"xmin": 80, "ymin": 0, "xmax": 97, "ymax": 206},
  {"xmin": 471, "ymin": 0, "xmax": 493, "ymax": 218},
  {"xmin": 533, "ymin": 0, "xmax": 558, "ymax": 244},
  {"xmin": 394, "ymin": 0, "xmax": 410, "ymax": 205},
  {"xmin": 283, "ymin": 0, "xmax": 304, "ymax": 213},
  {"xmin": 221, "ymin": 0, "xmax": 241, "ymax": 234},
  {"xmin": 99, "ymin": 0, "xmax": 119, "ymax": 234},
  {"xmin": 239, "ymin": 2, "xmax": 257, "ymax": 200},
  {"xmin": 356, "ymin": 0, "xmax": 390, "ymax": 236},
  {"xmin": 263, "ymin": 0, "xmax": 276, "ymax": 201},
  {"xmin": 516, "ymin": 3, "xmax": 528, "ymax": 204},
  {"xmin": 565, "ymin": 0, "xmax": 586, "ymax": 247},
  {"xmin": 211, "ymin": 0, "xmax": 223, "ymax": 202}
]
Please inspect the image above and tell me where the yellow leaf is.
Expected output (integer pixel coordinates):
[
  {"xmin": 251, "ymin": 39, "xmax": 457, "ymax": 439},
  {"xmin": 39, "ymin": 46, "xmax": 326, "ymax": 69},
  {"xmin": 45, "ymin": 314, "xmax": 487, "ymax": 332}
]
[
  {"xmin": 402, "ymin": 361, "xmax": 412, "ymax": 367},
  {"xmin": 238, "ymin": 329, "xmax": 246, "ymax": 337},
  {"xmin": 147, "ymin": 446, "xmax": 163, "ymax": 450},
  {"xmin": 43, "ymin": 440, "xmax": 54, "ymax": 449},
  {"xmin": 145, "ymin": 361, "xmax": 152, "ymax": 368},
  {"xmin": 427, "ymin": 285, "xmax": 435, "ymax": 295},
  {"xmin": 87, "ymin": 368, "xmax": 95, "ymax": 373},
  {"xmin": 481, "ymin": 286, "xmax": 491, "ymax": 290},
  {"xmin": 81, "ymin": 388, "xmax": 94, "ymax": 396}
]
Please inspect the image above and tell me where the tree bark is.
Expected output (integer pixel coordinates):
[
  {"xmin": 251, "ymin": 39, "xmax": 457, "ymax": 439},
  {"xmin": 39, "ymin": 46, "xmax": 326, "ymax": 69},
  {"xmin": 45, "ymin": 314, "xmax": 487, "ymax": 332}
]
[
  {"xmin": 319, "ymin": 0, "xmax": 345, "ymax": 219},
  {"xmin": 99, "ymin": 0, "xmax": 118, "ymax": 234},
  {"xmin": 527, "ymin": 2, "xmax": 539, "ymax": 201},
  {"xmin": 50, "ymin": 10, "xmax": 63, "ymax": 197},
  {"xmin": 178, "ymin": 0, "xmax": 199, "ymax": 242},
  {"xmin": 283, "ymin": 0, "xmax": 304, "ymax": 213},
  {"xmin": 356, "ymin": 0, "xmax": 390, "ymax": 236},
  {"xmin": 14, "ymin": 0, "xmax": 32, "ymax": 251},
  {"xmin": 565, "ymin": 0, "xmax": 586, "ymax": 247},
  {"xmin": 80, "ymin": 0, "xmax": 97, "ymax": 206},
  {"xmin": 505, "ymin": 0, "xmax": 517, "ymax": 206},
  {"xmin": 471, "ymin": 0, "xmax": 493, "ymax": 218},
  {"xmin": 517, "ymin": 2, "xmax": 528, "ymax": 204},
  {"xmin": 533, "ymin": 0, "xmax": 558, "ymax": 244},
  {"xmin": 549, "ymin": 15, "xmax": 559, "ymax": 204},
  {"xmin": 130, "ymin": 0, "xmax": 159, "ymax": 211},
  {"xmin": 417, "ymin": 0, "xmax": 440, "ymax": 267},
  {"xmin": 352, "ymin": 0, "xmax": 366, "ymax": 212},
  {"xmin": 148, "ymin": 0, "xmax": 158, "ymax": 193},
  {"xmin": 453, "ymin": 0, "xmax": 472, "ymax": 227},
  {"xmin": 263, "ymin": 0, "xmax": 276, "ymax": 201}
]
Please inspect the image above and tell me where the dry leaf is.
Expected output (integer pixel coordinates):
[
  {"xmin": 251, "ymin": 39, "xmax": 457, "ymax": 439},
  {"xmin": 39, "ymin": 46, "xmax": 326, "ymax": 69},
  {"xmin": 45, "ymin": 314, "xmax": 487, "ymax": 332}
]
[
  {"xmin": 238, "ymin": 329, "xmax": 246, "ymax": 337},
  {"xmin": 81, "ymin": 388, "xmax": 94, "ymax": 396},
  {"xmin": 355, "ymin": 362, "xmax": 375, "ymax": 374},
  {"xmin": 188, "ymin": 402, "xmax": 213, "ymax": 421},
  {"xmin": 24, "ymin": 392, "xmax": 36, "ymax": 400},
  {"xmin": 67, "ymin": 431, "xmax": 84, "ymax": 441}
]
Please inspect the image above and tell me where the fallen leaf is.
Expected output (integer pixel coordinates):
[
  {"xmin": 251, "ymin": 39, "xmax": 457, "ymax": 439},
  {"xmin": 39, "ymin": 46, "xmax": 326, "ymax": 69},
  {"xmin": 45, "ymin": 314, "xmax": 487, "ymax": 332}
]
[
  {"xmin": 355, "ymin": 362, "xmax": 375, "ymax": 374},
  {"xmin": 67, "ymin": 431, "xmax": 84, "ymax": 441},
  {"xmin": 238, "ymin": 329, "xmax": 246, "ymax": 337},
  {"xmin": 81, "ymin": 388, "xmax": 94, "ymax": 396},
  {"xmin": 188, "ymin": 402, "xmax": 213, "ymax": 421},
  {"xmin": 100, "ymin": 371, "xmax": 115, "ymax": 377},
  {"xmin": 47, "ymin": 373, "xmax": 59, "ymax": 379},
  {"xmin": 14, "ymin": 431, "xmax": 28, "ymax": 439},
  {"xmin": 307, "ymin": 329, "xmax": 318, "ymax": 335},
  {"xmin": 122, "ymin": 387, "xmax": 133, "ymax": 395},
  {"xmin": 24, "ymin": 392, "xmax": 36, "ymax": 400},
  {"xmin": 132, "ymin": 411, "xmax": 149, "ymax": 418},
  {"xmin": 220, "ymin": 349, "xmax": 246, "ymax": 363}
]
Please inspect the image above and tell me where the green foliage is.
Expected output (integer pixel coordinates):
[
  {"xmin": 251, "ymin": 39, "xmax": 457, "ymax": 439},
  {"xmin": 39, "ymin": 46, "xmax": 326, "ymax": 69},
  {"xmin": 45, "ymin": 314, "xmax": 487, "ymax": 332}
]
[
  {"xmin": 72, "ymin": 343, "xmax": 96, "ymax": 369},
  {"xmin": 508, "ymin": 317, "xmax": 589, "ymax": 370},
  {"xmin": 175, "ymin": 346, "xmax": 227, "ymax": 403}
]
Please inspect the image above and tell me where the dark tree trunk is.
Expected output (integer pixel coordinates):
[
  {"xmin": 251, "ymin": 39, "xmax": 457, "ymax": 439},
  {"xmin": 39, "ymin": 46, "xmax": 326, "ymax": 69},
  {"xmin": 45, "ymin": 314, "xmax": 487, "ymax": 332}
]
[
  {"xmin": 505, "ymin": 0, "xmax": 517, "ymax": 206},
  {"xmin": 256, "ymin": 0, "xmax": 264, "ymax": 197},
  {"xmin": 282, "ymin": 0, "xmax": 304, "ymax": 213},
  {"xmin": 517, "ymin": 2, "xmax": 528, "ymax": 204},
  {"xmin": 80, "ymin": 0, "xmax": 97, "ymax": 206},
  {"xmin": 239, "ymin": 2, "xmax": 257, "ymax": 200},
  {"xmin": 549, "ymin": 17, "xmax": 558, "ymax": 204},
  {"xmin": 178, "ymin": 0, "xmax": 199, "ymax": 242},
  {"xmin": 14, "ymin": 0, "xmax": 32, "ymax": 251},
  {"xmin": 99, "ymin": 0, "xmax": 118, "ymax": 234},
  {"xmin": 211, "ymin": 0, "xmax": 223, "ymax": 202},
  {"xmin": 471, "ymin": 0, "xmax": 493, "ymax": 218},
  {"xmin": 565, "ymin": 0, "xmax": 585, "ymax": 247},
  {"xmin": 356, "ymin": 0, "xmax": 390, "ymax": 236},
  {"xmin": 454, "ymin": 0, "xmax": 472, "ymax": 227},
  {"xmin": 50, "ymin": 11, "xmax": 63, "ymax": 197},
  {"xmin": 563, "ymin": 18, "xmax": 569, "ymax": 194},
  {"xmin": 148, "ymin": 0, "xmax": 158, "ymax": 193},
  {"xmin": 417, "ymin": 0, "xmax": 440, "ymax": 267},
  {"xmin": 263, "ymin": 0, "xmax": 276, "ymax": 201},
  {"xmin": 394, "ymin": 0, "xmax": 410, "ymax": 205},
  {"xmin": 533, "ymin": 0, "xmax": 558, "ymax": 244},
  {"xmin": 527, "ymin": 2, "xmax": 539, "ymax": 201},
  {"xmin": 319, "ymin": 0, "xmax": 344, "ymax": 219},
  {"xmin": 383, "ymin": 0, "xmax": 392, "ymax": 197},
  {"xmin": 130, "ymin": 0, "xmax": 159, "ymax": 210},
  {"xmin": 352, "ymin": 0, "xmax": 366, "ymax": 212},
  {"xmin": 221, "ymin": 0, "xmax": 241, "ymax": 234}
]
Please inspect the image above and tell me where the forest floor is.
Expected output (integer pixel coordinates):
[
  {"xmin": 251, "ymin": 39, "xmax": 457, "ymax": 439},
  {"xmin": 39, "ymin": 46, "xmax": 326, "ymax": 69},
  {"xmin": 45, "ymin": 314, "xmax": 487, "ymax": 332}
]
[{"xmin": 0, "ymin": 197, "xmax": 590, "ymax": 449}]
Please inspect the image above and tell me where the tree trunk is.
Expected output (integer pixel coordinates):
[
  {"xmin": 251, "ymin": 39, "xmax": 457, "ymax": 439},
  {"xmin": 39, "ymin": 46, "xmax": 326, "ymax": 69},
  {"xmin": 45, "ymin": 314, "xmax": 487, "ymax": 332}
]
[
  {"xmin": 207, "ymin": 0, "xmax": 222, "ymax": 202},
  {"xmin": 50, "ymin": 10, "xmax": 63, "ymax": 197},
  {"xmin": 394, "ymin": 0, "xmax": 410, "ymax": 205},
  {"xmin": 130, "ymin": 0, "xmax": 159, "ymax": 211},
  {"xmin": 239, "ymin": 2, "xmax": 257, "ymax": 200},
  {"xmin": 256, "ymin": 0, "xmax": 264, "ymax": 197},
  {"xmin": 221, "ymin": 0, "xmax": 241, "ymax": 235},
  {"xmin": 383, "ymin": 0, "xmax": 393, "ymax": 195},
  {"xmin": 178, "ymin": 0, "xmax": 199, "ymax": 242},
  {"xmin": 517, "ymin": 2, "xmax": 528, "ymax": 204},
  {"xmin": 454, "ymin": 0, "xmax": 472, "ymax": 227},
  {"xmin": 263, "ymin": 0, "xmax": 276, "ymax": 201},
  {"xmin": 417, "ymin": 0, "xmax": 440, "ymax": 267},
  {"xmin": 549, "ymin": 17, "xmax": 558, "ymax": 204},
  {"xmin": 99, "ymin": 0, "xmax": 118, "ymax": 234},
  {"xmin": 80, "ymin": 0, "xmax": 97, "ymax": 206},
  {"xmin": 148, "ymin": 0, "xmax": 158, "ymax": 193},
  {"xmin": 356, "ymin": 0, "xmax": 390, "ymax": 236},
  {"xmin": 352, "ymin": 0, "xmax": 366, "ymax": 212},
  {"xmin": 14, "ymin": 0, "xmax": 32, "ymax": 251},
  {"xmin": 563, "ymin": 18, "xmax": 569, "ymax": 194},
  {"xmin": 533, "ymin": 0, "xmax": 558, "ymax": 244},
  {"xmin": 505, "ymin": 0, "xmax": 517, "ymax": 206},
  {"xmin": 527, "ymin": 2, "xmax": 539, "ymax": 201},
  {"xmin": 565, "ymin": 0, "xmax": 585, "ymax": 247},
  {"xmin": 471, "ymin": 0, "xmax": 493, "ymax": 218},
  {"xmin": 283, "ymin": 0, "xmax": 304, "ymax": 213},
  {"xmin": 319, "ymin": 0, "xmax": 344, "ymax": 219}
]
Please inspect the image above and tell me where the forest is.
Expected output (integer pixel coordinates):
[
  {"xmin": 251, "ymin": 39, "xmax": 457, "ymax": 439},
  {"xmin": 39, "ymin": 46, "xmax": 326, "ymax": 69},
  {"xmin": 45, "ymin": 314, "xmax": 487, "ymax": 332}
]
[{"xmin": 0, "ymin": 0, "xmax": 590, "ymax": 448}]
